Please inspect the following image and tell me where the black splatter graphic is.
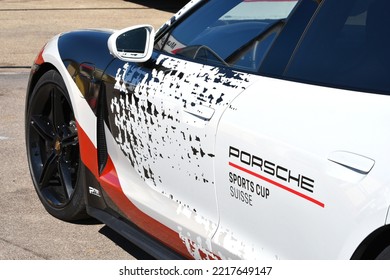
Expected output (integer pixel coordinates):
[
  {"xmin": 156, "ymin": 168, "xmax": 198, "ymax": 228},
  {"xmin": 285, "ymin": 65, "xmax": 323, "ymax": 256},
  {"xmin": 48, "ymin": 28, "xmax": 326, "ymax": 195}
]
[{"xmin": 110, "ymin": 54, "xmax": 255, "ymax": 199}]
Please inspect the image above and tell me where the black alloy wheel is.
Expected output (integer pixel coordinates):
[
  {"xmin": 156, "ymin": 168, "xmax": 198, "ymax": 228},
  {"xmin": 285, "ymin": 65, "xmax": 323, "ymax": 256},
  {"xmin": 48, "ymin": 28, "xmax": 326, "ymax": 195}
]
[{"xmin": 26, "ymin": 70, "xmax": 88, "ymax": 221}]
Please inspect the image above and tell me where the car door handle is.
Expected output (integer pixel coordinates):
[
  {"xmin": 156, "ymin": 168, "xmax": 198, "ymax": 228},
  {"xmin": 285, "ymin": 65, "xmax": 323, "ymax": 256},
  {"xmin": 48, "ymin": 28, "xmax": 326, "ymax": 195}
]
[{"xmin": 183, "ymin": 104, "xmax": 215, "ymax": 121}]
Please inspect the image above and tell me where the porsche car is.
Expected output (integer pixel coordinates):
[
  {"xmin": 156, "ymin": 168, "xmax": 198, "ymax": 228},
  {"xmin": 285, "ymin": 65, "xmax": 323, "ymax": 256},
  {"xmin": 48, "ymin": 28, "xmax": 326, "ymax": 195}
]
[{"xmin": 25, "ymin": 0, "xmax": 390, "ymax": 260}]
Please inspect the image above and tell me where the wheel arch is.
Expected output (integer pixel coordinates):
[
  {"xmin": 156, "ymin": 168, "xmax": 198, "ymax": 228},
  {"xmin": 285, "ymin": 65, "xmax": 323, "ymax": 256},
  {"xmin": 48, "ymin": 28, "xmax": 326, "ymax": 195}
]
[
  {"xmin": 27, "ymin": 29, "xmax": 115, "ymax": 111},
  {"xmin": 351, "ymin": 224, "xmax": 390, "ymax": 259},
  {"xmin": 26, "ymin": 63, "xmax": 56, "ymax": 104}
]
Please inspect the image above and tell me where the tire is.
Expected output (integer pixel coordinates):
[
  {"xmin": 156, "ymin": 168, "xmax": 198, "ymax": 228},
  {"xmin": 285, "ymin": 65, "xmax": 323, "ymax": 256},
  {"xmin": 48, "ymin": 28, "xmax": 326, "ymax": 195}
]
[
  {"xmin": 26, "ymin": 70, "xmax": 88, "ymax": 221},
  {"xmin": 375, "ymin": 245, "xmax": 390, "ymax": 260}
]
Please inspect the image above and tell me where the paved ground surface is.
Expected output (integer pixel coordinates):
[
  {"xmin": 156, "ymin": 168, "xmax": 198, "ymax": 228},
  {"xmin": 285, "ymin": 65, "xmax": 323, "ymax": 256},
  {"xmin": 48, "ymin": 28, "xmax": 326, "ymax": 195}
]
[
  {"xmin": 0, "ymin": 0, "xmax": 188, "ymax": 67},
  {"xmin": 0, "ymin": 0, "xmax": 187, "ymax": 260}
]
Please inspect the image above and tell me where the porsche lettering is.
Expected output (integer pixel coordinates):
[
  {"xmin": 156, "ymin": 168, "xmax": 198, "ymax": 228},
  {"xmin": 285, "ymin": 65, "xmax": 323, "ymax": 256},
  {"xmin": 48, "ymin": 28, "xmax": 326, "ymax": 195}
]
[{"xmin": 229, "ymin": 146, "xmax": 314, "ymax": 193}]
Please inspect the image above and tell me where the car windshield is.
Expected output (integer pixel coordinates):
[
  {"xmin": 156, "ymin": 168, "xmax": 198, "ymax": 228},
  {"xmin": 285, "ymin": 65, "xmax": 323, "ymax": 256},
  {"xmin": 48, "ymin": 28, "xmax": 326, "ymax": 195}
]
[{"xmin": 157, "ymin": 0, "xmax": 298, "ymax": 70}]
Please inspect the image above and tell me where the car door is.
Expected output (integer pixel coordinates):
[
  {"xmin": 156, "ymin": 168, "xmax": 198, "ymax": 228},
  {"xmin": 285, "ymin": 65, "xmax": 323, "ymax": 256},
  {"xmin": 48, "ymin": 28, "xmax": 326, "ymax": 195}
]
[
  {"xmin": 102, "ymin": 52, "xmax": 258, "ymax": 258},
  {"xmin": 212, "ymin": 0, "xmax": 390, "ymax": 260},
  {"xmin": 102, "ymin": 0, "xmax": 301, "ymax": 258}
]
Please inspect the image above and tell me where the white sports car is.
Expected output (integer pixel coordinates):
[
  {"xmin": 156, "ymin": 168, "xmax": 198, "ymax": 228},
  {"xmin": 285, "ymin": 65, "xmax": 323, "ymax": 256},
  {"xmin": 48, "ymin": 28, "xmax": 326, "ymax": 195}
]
[{"xmin": 25, "ymin": 0, "xmax": 390, "ymax": 259}]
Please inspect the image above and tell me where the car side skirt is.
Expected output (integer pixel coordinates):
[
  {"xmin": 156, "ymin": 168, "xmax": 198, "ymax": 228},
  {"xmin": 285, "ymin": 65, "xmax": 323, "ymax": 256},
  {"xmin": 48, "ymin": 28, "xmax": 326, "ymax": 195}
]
[{"xmin": 86, "ymin": 206, "xmax": 186, "ymax": 260}]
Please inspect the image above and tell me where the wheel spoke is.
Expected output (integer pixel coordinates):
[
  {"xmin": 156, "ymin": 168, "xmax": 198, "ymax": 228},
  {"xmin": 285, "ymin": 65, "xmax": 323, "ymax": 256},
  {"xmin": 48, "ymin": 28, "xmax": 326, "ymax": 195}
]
[
  {"xmin": 38, "ymin": 151, "xmax": 58, "ymax": 188},
  {"xmin": 50, "ymin": 87, "xmax": 66, "ymax": 135},
  {"xmin": 30, "ymin": 115, "xmax": 55, "ymax": 142},
  {"xmin": 58, "ymin": 158, "xmax": 74, "ymax": 200}
]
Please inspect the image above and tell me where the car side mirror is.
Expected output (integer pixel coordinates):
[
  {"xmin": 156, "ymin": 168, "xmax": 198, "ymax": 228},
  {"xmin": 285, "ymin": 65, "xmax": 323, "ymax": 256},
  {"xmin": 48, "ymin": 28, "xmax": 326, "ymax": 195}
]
[{"xmin": 108, "ymin": 25, "xmax": 155, "ymax": 62}]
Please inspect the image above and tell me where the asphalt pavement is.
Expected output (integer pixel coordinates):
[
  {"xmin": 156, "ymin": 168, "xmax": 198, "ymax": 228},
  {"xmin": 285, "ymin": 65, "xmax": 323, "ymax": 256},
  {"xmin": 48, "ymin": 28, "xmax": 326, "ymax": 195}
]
[
  {"xmin": 0, "ymin": 0, "xmax": 186, "ymax": 260},
  {"xmin": 0, "ymin": 0, "xmax": 181, "ymax": 67}
]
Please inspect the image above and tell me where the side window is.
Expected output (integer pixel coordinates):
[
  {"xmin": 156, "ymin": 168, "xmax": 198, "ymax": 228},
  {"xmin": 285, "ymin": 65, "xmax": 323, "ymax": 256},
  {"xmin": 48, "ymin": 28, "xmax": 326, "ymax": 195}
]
[
  {"xmin": 156, "ymin": 0, "xmax": 298, "ymax": 72},
  {"xmin": 285, "ymin": 0, "xmax": 390, "ymax": 95}
]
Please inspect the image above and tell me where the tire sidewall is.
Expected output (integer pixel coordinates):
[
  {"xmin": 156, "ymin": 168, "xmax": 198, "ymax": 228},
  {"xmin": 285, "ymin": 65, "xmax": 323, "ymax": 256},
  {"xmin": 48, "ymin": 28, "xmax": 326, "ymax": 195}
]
[{"xmin": 25, "ymin": 69, "xmax": 87, "ymax": 221}]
